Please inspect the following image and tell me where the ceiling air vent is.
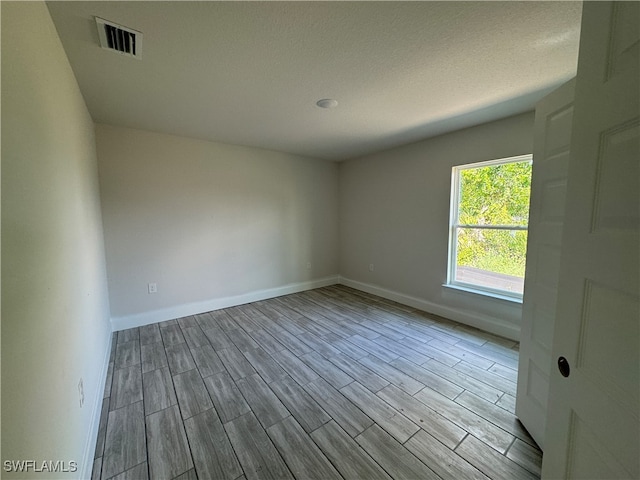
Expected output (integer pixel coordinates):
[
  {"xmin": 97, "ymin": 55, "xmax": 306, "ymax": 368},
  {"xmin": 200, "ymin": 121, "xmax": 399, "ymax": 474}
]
[{"xmin": 95, "ymin": 17, "xmax": 142, "ymax": 59}]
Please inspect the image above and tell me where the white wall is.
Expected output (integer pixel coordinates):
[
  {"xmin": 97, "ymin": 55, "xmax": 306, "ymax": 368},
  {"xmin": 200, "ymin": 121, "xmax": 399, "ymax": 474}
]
[
  {"xmin": 338, "ymin": 112, "xmax": 535, "ymax": 340},
  {"xmin": 1, "ymin": 3, "xmax": 112, "ymax": 478},
  {"xmin": 96, "ymin": 125, "xmax": 339, "ymax": 328}
]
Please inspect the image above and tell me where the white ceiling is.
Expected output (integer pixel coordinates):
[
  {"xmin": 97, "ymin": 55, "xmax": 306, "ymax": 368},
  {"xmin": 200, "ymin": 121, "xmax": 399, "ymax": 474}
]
[{"xmin": 47, "ymin": 1, "xmax": 582, "ymax": 161}]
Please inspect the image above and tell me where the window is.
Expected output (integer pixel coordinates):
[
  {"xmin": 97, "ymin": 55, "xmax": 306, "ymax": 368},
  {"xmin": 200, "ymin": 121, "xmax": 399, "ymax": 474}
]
[{"xmin": 447, "ymin": 154, "xmax": 533, "ymax": 300}]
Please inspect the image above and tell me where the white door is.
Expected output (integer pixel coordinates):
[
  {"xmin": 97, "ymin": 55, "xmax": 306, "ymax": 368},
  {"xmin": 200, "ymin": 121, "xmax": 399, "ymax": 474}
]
[
  {"xmin": 516, "ymin": 78, "xmax": 575, "ymax": 450},
  {"xmin": 542, "ymin": 2, "xmax": 639, "ymax": 479}
]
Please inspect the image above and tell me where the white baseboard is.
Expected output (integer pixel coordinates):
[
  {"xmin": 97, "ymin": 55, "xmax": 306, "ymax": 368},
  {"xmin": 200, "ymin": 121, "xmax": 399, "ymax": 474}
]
[
  {"xmin": 111, "ymin": 272, "xmax": 518, "ymax": 338},
  {"xmin": 80, "ymin": 330, "xmax": 113, "ymax": 480},
  {"xmin": 339, "ymin": 277, "xmax": 520, "ymax": 341},
  {"xmin": 111, "ymin": 275, "xmax": 341, "ymax": 331}
]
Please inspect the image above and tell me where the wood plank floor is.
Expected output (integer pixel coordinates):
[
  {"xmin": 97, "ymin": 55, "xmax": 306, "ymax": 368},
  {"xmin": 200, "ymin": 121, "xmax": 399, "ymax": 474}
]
[{"xmin": 93, "ymin": 285, "xmax": 542, "ymax": 480}]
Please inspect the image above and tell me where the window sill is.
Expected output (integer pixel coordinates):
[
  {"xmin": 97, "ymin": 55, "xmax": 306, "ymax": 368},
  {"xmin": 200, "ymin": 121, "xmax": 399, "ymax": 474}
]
[{"xmin": 442, "ymin": 283, "xmax": 523, "ymax": 304}]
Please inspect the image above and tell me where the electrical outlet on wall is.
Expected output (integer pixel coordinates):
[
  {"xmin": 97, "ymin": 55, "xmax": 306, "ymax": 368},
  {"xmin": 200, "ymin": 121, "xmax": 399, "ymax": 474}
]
[
  {"xmin": 307, "ymin": 262, "xmax": 312, "ymax": 270},
  {"xmin": 148, "ymin": 282, "xmax": 157, "ymax": 294},
  {"xmin": 369, "ymin": 263, "xmax": 375, "ymax": 272},
  {"xmin": 78, "ymin": 378, "xmax": 84, "ymax": 408}
]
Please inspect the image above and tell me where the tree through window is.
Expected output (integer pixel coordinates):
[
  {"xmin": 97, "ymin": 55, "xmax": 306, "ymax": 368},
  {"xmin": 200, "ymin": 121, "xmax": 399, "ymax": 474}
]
[{"xmin": 448, "ymin": 154, "xmax": 533, "ymax": 298}]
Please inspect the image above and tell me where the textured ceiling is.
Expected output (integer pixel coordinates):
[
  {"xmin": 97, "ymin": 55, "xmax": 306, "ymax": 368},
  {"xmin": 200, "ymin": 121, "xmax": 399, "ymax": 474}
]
[{"xmin": 47, "ymin": 1, "xmax": 582, "ymax": 161}]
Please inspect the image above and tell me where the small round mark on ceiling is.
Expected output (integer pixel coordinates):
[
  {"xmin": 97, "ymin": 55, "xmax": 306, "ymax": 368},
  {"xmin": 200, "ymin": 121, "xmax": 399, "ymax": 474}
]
[{"xmin": 316, "ymin": 98, "xmax": 338, "ymax": 109}]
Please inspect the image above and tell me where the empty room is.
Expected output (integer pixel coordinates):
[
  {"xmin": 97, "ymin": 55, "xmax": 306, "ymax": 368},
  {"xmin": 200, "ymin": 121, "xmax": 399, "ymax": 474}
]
[{"xmin": 2, "ymin": 1, "xmax": 638, "ymax": 479}]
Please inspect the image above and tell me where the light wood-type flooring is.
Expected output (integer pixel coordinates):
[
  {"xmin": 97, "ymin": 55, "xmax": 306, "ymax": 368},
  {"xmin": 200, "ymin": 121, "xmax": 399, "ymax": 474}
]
[{"xmin": 93, "ymin": 285, "xmax": 542, "ymax": 480}]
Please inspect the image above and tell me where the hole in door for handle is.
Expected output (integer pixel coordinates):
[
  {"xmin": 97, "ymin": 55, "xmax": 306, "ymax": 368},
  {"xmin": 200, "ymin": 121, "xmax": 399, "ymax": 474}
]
[{"xmin": 558, "ymin": 356, "xmax": 570, "ymax": 377}]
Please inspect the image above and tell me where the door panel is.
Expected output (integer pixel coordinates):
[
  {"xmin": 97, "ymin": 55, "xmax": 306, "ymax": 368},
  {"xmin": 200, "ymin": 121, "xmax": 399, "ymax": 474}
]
[
  {"xmin": 542, "ymin": 2, "xmax": 639, "ymax": 478},
  {"xmin": 516, "ymin": 79, "xmax": 575, "ymax": 450}
]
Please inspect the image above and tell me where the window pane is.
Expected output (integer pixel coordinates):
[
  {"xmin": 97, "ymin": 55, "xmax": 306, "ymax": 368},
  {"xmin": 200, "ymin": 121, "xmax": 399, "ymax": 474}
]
[
  {"xmin": 459, "ymin": 161, "xmax": 532, "ymax": 226},
  {"xmin": 455, "ymin": 228, "xmax": 528, "ymax": 295}
]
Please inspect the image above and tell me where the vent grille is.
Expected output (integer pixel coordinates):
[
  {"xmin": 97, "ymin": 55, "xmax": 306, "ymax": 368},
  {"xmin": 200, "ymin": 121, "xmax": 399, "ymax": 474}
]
[{"xmin": 95, "ymin": 17, "xmax": 142, "ymax": 59}]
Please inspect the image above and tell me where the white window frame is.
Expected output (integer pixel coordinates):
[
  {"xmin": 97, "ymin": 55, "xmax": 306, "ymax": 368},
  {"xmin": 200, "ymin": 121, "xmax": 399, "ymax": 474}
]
[{"xmin": 446, "ymin": 154, "xmax": 533, "ymax": 301}]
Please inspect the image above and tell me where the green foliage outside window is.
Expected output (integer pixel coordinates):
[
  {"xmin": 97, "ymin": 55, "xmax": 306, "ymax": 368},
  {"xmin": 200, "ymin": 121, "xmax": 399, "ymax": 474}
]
[{"xmin": 456, "ymin": 161, "xmax": 532, "ymax": 278}]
